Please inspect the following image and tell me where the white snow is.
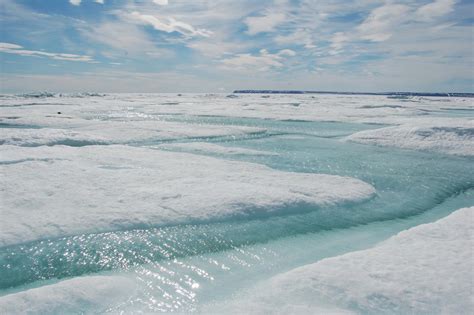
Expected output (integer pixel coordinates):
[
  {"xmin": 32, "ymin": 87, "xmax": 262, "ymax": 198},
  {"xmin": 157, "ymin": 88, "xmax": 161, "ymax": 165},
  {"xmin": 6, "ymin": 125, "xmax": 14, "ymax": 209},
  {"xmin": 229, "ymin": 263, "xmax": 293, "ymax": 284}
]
[
  {"xmin": 0, "ymin": 145, "xmax": 375, "ymax": 246},
  {"xmin": 0, "ymin": 276, "xmax": 135, "ymax": 314},
  {"xmin": 0, "ymin": 128, "xmax": 108, "ymax": 146},
  {"xmin": 2, "ymin": 93, "xmax": 471, "ymax": 126},
  {"xmin": 0, "ymin": 120, "xmax": 266, "ymax": 146},
  {"xmin": 346, "ymin": 120, "xmax": 474, "ymax": 156},
  {"xmin": 217, "ymin": 207, "xmax": 474, "ymax": 314},
  {"xmin": 2, "ymin": 93, "xmax": 472, "ymax": 154},
  {"xmin": 156, "ymin": 142, "xmax": 278, "ymax": 156}
]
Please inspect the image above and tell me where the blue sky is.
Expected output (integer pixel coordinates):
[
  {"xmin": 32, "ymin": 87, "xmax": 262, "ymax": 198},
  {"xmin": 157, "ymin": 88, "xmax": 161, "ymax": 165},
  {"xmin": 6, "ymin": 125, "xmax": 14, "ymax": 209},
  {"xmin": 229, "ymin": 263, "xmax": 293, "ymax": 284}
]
[{"xmin": 1, "ymin": 0, "xmax": 473, "ymax": 92}]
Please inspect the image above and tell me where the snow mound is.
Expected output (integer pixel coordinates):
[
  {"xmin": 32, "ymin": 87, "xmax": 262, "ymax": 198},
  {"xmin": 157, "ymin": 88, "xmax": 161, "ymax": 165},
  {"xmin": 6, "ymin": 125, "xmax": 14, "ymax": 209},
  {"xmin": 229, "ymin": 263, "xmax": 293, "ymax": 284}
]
[
  {"xmin": 346, "ymin": 120, "xmax": 474, "ymax": 156},
  {"xmin": 157, "ymin": 142, "xmax": 278, "ymax": 156},
  {"xmin": 0, "ymin": 129, "xmax": 108, "ymax": 147},
  {"xmin": 0, "ymin": 145, "xmax": 375, "ymax": 246},
  {"xmin": 0, "ymin": 276, "xmax": 134, "ymax": 314},
  {"xmin": 0, "ymin": 122, "xmax": 267, "ymax": 146},
  {"xmin": 222, "ymin": 207, "xmax": 473, "ymax": 314}
]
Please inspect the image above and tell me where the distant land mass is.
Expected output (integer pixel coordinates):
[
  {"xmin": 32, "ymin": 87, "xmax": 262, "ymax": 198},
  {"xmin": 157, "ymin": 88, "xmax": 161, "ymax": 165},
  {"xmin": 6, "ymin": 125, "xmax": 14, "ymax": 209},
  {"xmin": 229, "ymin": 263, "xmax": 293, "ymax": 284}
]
[{"xmin": 233, "ymin": 90, "xmax": 474, "ymax": 98}]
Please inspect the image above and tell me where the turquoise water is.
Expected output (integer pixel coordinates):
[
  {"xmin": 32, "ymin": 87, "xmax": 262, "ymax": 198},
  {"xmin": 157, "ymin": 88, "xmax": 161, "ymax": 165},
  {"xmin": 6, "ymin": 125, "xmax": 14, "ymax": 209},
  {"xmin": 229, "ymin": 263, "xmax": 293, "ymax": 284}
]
[{"xmin": 0, "ymin": 106, "xmax": 473, "ymax": 312}]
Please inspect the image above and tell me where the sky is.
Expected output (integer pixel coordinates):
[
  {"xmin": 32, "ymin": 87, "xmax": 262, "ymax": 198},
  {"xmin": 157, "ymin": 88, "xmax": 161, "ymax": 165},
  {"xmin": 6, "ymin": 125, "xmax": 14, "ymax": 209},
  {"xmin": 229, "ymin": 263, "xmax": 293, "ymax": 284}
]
[{"xmin": 0, "ymin": 0, "xmax": 473, "ymax": 93}]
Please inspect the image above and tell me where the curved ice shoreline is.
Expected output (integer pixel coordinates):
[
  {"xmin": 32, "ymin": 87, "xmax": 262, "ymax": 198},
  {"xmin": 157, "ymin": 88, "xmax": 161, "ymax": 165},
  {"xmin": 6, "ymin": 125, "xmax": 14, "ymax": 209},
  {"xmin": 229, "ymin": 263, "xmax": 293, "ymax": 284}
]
[
  {"xmin": 0, "ymin": 145, "xmax": 375, "ymax": 247},
  {"xmin": 214, "ymin": 206, "xmax": 474, "ymax": 314}
]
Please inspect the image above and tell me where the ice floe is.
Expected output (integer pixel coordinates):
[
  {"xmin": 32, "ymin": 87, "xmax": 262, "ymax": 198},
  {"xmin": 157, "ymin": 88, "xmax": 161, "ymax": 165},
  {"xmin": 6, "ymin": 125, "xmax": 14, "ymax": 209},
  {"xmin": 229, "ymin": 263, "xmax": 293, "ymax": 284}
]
[
  {"xmin": 0, "ymin": 276, "xmax": 135, "ymax": 314},
  {"xmin": 0, "ymin": 145, "xmax": 375, "ymax": 246},
  {"xmin": 346, "ymin": 120, "xmax": 474, "ymax": 156},
  {"xmin": 217, "ymin": 206, "xmax": 473, "ymax": 314}
]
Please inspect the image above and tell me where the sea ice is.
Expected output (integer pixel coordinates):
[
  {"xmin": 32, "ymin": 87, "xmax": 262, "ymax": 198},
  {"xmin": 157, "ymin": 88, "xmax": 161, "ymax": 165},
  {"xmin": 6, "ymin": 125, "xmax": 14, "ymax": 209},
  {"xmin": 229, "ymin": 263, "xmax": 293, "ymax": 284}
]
[
  {"xmin": 0, "ymin": 128, "xmax": 108, "ymax": 146},
  {"xmin": 1, "ymin": 92, "xmax": 472, "ymax": 314},
  {"xmin": 0, "ymin": 276, "xmax": 135, "ymax": 314},
  {"xmin": 0, "ymin": 118, "xmax": 267, "ymax": 145},
  {"xmin": 0, "ymin": 145, "xmax": 375, "ymax": 246},
  {"xmin": 217, "ymin": 206, "xmax": 473, "ymax": 314},
  {"xmin": 346, "ymin": 120, "xmax": 474, "ymax": 156}
]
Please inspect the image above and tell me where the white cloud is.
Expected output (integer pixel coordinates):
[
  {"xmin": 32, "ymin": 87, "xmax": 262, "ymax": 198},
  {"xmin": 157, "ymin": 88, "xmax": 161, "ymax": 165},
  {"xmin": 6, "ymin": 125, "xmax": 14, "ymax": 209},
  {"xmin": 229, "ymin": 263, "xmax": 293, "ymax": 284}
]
[
  {"xmin": 357, "ymin": 4, "xmax": 411, "ymax": 42},
  {"xmin": 244, "ymin": 12, "xmax": 286, "ymax": 35},
  {"xmin": 188, "ymin": 40, "xmax": 245, "ymax": 57},
  {"xmin": 153, "ymin": 0, "xmax": 168, "ymax": 5},
  {"xmin": 79, "ymin": 21, "xmax": 173, "ymax": 58},
  {"xmin": 1, "ymin": 0, "xmax": 470, "ymax": 93},
  {"xmin": 274, "ymin": 29, "xmax": 316, "ymax": 49},
  {"xmin": 70, "ymin": 0, "xmax": 104, "ymax": 5},
  {"xmin": 129, "ymin": 11, "xmax": 212, "ymax": 38},
  {"xmin": 0, "ymin": 42, "xmax": 94, "ymax": 62},
  {"xmin": 330, "ymin": 32, "xmax": 349, "ymax": 51},
  {"xmin": 220, "ymin": 48, "xmax": 296, "ymax": 71},
  {"xmin": 416, "ymin": 0, "xmax": 456, "ymax": 21},
  {"xmin": 354, "ymin": 1, "xmax": 458, "ymax": 43},
  {"xmin": 278, "ymin": 49, "xmax": 296, "ymax": 57},
  {"xmin": 0, "ymin": 42, "xmax": 22, "ymax": 50}
]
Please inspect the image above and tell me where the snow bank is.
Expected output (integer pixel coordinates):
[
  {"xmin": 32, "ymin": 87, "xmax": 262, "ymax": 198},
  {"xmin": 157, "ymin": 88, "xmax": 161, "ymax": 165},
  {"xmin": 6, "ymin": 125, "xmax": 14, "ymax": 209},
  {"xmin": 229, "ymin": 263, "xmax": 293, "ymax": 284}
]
[
  {"xmin": 219, "ymin": 207, "xmax": 473, "ymax": 314},
  {"xmin": 74, "ymin": 120, "xmax": 266, "ymax": 144},
  {"xmin": 0, "ymin": 145, "xmax": 375, "ymax": 246},
  {"xmin": 0, "ymin": 128, "xmax": 108, "ymax": 146},
  {"xmin": 0, "ymin": 120, "xmax": 266, "ymax": 146},
  {"xmin": 156, "ymin": 142, "xmax": 278, "ymax": 156},
  {"xmin": 0, "ymin": 276, "xmax": 134, "ymax": 314},
  {"xmin": 346, "ymin": 120, "xmax": 474, "ymax": 156}
]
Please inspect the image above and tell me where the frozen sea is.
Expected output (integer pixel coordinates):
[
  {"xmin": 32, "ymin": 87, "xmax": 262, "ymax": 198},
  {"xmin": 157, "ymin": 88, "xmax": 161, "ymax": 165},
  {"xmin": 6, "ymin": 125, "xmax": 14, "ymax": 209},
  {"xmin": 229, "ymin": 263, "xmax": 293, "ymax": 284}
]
[{"xmin": 0, "ymin": 92, "xmax": 473, "ymax": 314}]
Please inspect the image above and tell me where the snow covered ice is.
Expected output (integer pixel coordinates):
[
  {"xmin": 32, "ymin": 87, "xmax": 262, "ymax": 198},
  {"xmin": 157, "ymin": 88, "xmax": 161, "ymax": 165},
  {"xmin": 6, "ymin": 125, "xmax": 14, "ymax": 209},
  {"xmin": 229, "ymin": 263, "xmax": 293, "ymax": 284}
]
[
  {"xmin": 0, "ymin": 93, "xmax": 473, "ymax": 314},
  {"xmin": 0, "ymin": 145, "xmax": 375, "ymax": 246},
  {"xmin": 210, "ymin": 206, "xmax": 474, "ymax": 314}
]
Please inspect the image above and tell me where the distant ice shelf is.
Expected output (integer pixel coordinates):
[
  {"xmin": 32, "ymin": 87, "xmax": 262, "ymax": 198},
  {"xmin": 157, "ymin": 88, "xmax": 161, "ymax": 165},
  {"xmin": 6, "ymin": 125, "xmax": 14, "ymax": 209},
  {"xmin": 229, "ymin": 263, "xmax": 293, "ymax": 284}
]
[{"xmin": 233, "ymin": 90, "xmax": 474, "ymax": 98}]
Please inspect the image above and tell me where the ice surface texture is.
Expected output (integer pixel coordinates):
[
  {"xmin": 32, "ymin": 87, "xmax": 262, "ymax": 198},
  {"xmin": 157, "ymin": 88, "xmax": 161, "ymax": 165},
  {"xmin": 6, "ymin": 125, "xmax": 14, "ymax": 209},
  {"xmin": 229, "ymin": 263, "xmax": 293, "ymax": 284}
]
[
  {"xmin": 347, "ymin": 121, "xmax": 474, "ymax": 156},
  {"xmin": 219, "ymin": 206, "xmax": 473, "ymax": 314},
  {"xmin": 0, "ymin": 145, "xmax": 375, "ymax": 246},
  {"xmin": 0, "ymin": 276, "xmax": 135, "ymax": 314},
  {"xmin": 0, "ymin": 120, "xmax": 266, "ymax": 146}
]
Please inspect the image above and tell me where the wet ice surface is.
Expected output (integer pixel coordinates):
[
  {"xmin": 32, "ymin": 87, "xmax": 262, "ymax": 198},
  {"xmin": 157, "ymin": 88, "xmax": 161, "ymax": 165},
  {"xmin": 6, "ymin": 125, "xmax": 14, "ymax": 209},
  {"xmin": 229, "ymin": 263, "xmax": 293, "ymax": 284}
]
[{"xmin": 0, "ymin": 93, "xmax": 473, "ymax": 314}]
